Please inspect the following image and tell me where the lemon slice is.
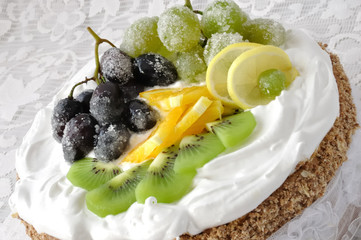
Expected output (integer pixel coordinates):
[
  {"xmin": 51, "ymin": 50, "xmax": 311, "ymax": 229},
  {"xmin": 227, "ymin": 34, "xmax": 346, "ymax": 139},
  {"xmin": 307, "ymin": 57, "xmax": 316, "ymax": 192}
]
[
  {"xmin": 228, "ymin": 45, "xmax": 298, "ymax": 109},
  {"xmin": 206, "ymin": 42, "xmax": 261, "ymax": 106}
]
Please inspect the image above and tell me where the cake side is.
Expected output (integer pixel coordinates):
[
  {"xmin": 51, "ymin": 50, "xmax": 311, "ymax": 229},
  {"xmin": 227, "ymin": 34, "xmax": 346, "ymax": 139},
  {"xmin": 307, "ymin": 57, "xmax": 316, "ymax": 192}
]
[
  {"xmin": 13, "ymin": 47, "xmax": 358, "ymax": 240},
  {"xmin": 180, "ymin": 45, "xmax": 359, "ymax": 239}
]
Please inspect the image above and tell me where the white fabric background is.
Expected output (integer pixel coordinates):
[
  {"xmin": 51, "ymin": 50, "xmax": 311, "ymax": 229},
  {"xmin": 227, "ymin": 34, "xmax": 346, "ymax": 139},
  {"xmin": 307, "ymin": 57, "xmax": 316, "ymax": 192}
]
[{"xmin": 0, "ymin": 0, "xmax": 360, "ymax": 239}]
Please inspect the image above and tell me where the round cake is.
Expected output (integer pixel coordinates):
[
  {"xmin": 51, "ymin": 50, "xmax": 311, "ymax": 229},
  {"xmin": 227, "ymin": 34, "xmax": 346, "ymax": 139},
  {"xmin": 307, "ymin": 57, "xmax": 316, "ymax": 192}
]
[{"xmin": 9, "ymin": 1, "xmax": 359, "ymax": 240}]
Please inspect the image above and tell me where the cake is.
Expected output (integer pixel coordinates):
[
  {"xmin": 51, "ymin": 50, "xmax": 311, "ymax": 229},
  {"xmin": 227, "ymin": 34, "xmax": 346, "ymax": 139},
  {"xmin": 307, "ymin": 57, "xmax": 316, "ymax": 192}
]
[{"xmin": 9, "ymin": 1, "xmax": 359, "ymax": 240}]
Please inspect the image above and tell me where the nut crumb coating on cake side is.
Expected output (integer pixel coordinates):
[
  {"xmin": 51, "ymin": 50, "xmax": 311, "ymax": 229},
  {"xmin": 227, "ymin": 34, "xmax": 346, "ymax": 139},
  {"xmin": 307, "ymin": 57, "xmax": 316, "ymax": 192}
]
[{"xmin": 14, "ymin": 45, "xmax": 359, "ymax": 240}]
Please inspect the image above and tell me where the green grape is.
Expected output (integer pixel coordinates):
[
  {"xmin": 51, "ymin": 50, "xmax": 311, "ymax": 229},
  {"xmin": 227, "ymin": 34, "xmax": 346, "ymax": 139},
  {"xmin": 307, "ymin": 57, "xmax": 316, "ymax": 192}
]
[
  {"xmin": 258, "ymin": 69, "xmax": 286, "ymax": 97},
  {"xmin": 201, "ymin": 0, "xmax": 248, "ymax": 38},
  {"xmin": 174, "ymin": 45, "xmax": 207, "ymax": 82},
  {"xmin": 242, "ymin": 18, "xmax": 286, "ymax": 46},
  {"xmin": 203, "ymin": 32, "xmax": 243, "ymax": 65},
  {"xmin": 158, "ymin": 6, "xmax": 201, "ymax": 52},
  {"xmin": 121, "ymin": 17, "xmax": 162, "ymax": 57}
]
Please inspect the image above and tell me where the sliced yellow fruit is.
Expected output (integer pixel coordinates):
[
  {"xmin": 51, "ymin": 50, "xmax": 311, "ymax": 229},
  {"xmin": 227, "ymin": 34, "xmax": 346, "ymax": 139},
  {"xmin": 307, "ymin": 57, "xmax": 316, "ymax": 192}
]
[
  {"xmin": 121, "ymin": 106, "xmax": 186, "ymax": 163},
  {"xmin": 140, "ymin": 85, "xmax": 214, "ymax": 111},
  {"xmin": 206, "ymin": 42, "xmax": 262, "ymax": 106},
  {"xmin": 182, "ymin": 100, "xmax": 224, "ymax": 137},
  {"xmin": 227, "ymin": 45, "xmax": 298, "ymax": 109},
  {"xmin": 149, "ymin": 96, "xmax": 213, "ymax": 158}
]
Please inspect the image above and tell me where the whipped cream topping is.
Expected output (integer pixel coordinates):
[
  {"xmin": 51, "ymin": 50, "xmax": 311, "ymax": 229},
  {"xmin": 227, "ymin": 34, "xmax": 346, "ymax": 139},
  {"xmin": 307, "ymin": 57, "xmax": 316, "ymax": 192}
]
[{"xmin": 10, "ymin": 29, "xmax": 339, "ymax": 240}]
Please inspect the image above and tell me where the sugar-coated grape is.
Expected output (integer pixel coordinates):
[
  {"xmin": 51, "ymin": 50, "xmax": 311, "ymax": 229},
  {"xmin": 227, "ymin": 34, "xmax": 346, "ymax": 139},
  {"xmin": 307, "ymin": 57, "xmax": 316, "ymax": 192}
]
[
  {"xmin": 118, "ymin": 79, "xmax": 145, "ymax": 103},
  {"xmin": 201, "ymin": 0, "xmax": 248, "ymax": 38},
  {"xmin": 89, "ymin": 81, "xmax": 125, "ymax": 125},
  {"xmin": 51, "ymin": 98, "xmax": 83, "ymax": 142},
  {"xmin": 94, "ymin": 123, "xmax": 130, "ymax": 161},
  {"xmin": 75, "ymin": 89, "xmax": 94, "ymax": 113},
  {"xmin": 100, "ymin": 47, "xmax": 134, "ymax": 85},
  {"xmin": 158, "ymin": 6, "xmax": 201, "ymax": 52},
  {"xmin": 62, "ymin": 113, "xmax": 98, "ymax": 163},
  {"xmin": 135, "ymin": 53, "xmax": 178, "ymax": 87},
  {"xmin": 203, "ymin": 32, "xmax": 243, "ymax": 65},
  {"xmin": 242, "ymin": 18, "xmax": 286, "ymax": 46},
  {"xmin": 258, "ymin": 69, "xmax": 286, "ymax": 97},
  {"xmin": 123, "ymin": 99, "xmax": 158, "ymax": 132},
  {"xmin": 174, "ymin": 45, "xmax": 206, "ymax": 82},
  {"xmin": 121, "ymin": 17, "xmax": 162, "ymax": 57}
]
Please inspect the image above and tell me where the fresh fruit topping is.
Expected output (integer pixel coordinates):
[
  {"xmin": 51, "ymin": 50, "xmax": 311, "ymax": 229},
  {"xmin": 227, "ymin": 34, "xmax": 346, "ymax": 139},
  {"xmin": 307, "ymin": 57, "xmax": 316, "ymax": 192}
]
[
  {"xmin": 134, "ymin": 53, "xmax": 178, "ymax": 87},
  {"xmin": 75, "ymin": 89, "xmax": 94, "ymax": 113},
  {"xmin": 89, "ymin": 81, "xmax": 125, "ymax": 125},
  {"xmin": 135, "ymin": 145, "xmax": 195, "ymax": 203},
  {"xmin": 173, "ymin": 132, "xmax": 225, "ymax": 174},
  {"xmin": 258, "ymin": 69, "xmax": 286, "ymax": 98},
  {"xmin": 203, "ymin": 32, "xmax": 244, "ymax": 65},
  {"xmin": 140, "ymin": 85, "xmax": 213, "ymax": 111},
  {"xmin": 174, "ymin": 45, "xmax": 207, "ymax": 82},
  {"xmin": 122, "ymin": 99, "xmax": 158, "ymax": 133},
  {"xmin": 157, "ymin": 6, "xmax": 201, "ymax": 52},
  {"xmin": 122, "ymin": 106, "xmax": 186, "ymax": 163},
  {"xmin": 86, "ymin": 159, "xmax": 152, "ymax": 217},
  {"xmin": 100, "ymin": 47, "xmax": 134, "ymax": 85},
  {"xmin": 66, "ymin": 157, "xmax": 122, "ymax": 191},
  {"xmin": 201, "ymin": 0, "xmax": 248, "ymax": 38},
  {"xmin": 242, "ymin": 18, "xmax": 286, "ymax": 46},
  {"xmin": 51, "ymin": 97, "xmax": 83, "ymax": 142},
  {"xmin": 206, "ymin": 111, "xmax": 256, "ymax": 148},
  {"xmin": 121, "ymin": 16, "xmax": 162, "ymax": 57},
  {"xmin": 182, "ymin": 100, "xmax": 224, "ymax": 137},
  {"xmin": 94, "ymin": 123, "xmax": 130, "ymax": 161},
  {"xmin": 227, "ymin": 45, "xmax": 298, "ymax": 109},
  {"xmin": 206, "ymin": 42, "xmax": 261, "ymax": 106},
  {"xmin": 62, "ymin": 113, "xmax": 98, "ymax": 163}
]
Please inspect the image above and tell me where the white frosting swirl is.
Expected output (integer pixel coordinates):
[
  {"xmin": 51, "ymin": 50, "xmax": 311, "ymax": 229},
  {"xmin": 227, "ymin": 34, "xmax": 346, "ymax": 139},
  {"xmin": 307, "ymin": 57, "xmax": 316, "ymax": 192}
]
[{"xmin": 10, "ymin": 29, "xmax": 339, "ymax": 240}]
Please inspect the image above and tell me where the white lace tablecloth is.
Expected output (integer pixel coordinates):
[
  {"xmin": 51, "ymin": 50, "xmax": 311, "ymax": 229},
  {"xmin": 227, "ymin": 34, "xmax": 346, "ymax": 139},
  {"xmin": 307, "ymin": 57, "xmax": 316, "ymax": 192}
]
[{"xmin": 0, "ymin": 0, "xmax": 360, "ymax": 239}]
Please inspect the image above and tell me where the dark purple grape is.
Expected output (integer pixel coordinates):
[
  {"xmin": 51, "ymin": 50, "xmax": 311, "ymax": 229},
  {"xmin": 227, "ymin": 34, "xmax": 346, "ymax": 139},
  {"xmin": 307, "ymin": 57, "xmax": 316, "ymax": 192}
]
[
  {"xmin": 75, "ymin": 89, "xmax": 94, "ymax": 113},
  {"xmin": 118, "ymin": 79, "xmax": 145, "ymax": 103},
  {"xmin": 100, "ymin": 47, "xmax": 134, "ymax": 85},
  {"xmin": 94, "ymin": 123, "xmax": 130, "ymax": 161},
  {"xmin": 89, "ymin": 81, "xmax": 125, "ymax": 126},
  {"xmin": 123, "ymin": 99, "xmax": 158, "ymax": 132},
  {"xmin": 51, "ymin": 97, "xmax": 83, "ymax": 142},
  {"xmin": 62, "ymin": 113, "xmax": 98, "ymax": 163},
  {"xmin": 134, "ymin": 53, "xmax": 178, "ymax": 87}
]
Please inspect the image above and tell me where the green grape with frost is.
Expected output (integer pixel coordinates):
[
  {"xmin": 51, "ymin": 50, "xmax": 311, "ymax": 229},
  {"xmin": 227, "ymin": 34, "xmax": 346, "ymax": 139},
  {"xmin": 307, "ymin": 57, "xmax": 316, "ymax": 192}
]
[
  {"xmin": 174, "ymin": 45, "xmax": 206, "ymax": 82},
  {"xmin": 242, "ymin": 18, "xmax": 286, "ymax": 46},
  {"xmin": 158, "ymin": 6, "xmax": 201, "ymax": 52},
  {"xmin": 201, "ymin": 0, "xmax": 248, "ymax": 38},
  {"xmin": 203, "ymin": 32, "xmax": 243, "ymax": 65},
  {"xmin": 121, "ymin": 17, "xmax": 162, "ymax": 57},
  {"xmin": 258, "ymin": 69, "xmax": 286, "ymax": 97}
]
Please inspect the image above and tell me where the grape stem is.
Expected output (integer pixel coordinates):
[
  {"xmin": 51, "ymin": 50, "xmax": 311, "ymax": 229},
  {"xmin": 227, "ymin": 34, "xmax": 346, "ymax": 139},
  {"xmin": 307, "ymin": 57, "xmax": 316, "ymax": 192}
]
[
  {"xmin": 184, "ymin": 0, "xmax": 203, "ymax": 15},
  {"xmin": 68, "ymin": 77, "xmax": 94, "ymax": 99},
  {"xmin": 87, "ymin": 27, "xmax": 116, "ymax": 85}
]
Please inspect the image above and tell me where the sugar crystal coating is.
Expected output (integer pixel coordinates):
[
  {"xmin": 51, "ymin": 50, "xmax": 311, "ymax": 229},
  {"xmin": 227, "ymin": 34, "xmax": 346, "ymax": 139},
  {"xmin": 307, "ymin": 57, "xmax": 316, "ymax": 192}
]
[
  {"xmin": 121, "ymin": 17, "xmax": 162, "ymax": 57},
  {"xmin": 123, "ymin": 99, "xmax": 158, "ymax": 132},
  {"xmin": 94, "ymin": 123, "xmax": 130, "ymax": 161},
  {"xmin": 100, "ymin": 47, "xmax": 134, "ymax": 85},
  {"xmin": 62, "ymin": 113, "xmax": 98, "ymax": 163},
  {"xmin": 174, "ymin": 45, "xmax": 207, "ymax": 81},
  {"xmin": 204, "ymin": 32, "xmax": 243, "ymax": 65},
  {"xmin": 157, "ymin": 6, "xmax": 201, "ymax": 52},
  {"xmin": 243, "ymin": 18, "xmax": 286, "ymax": 46},
  {"xmin": 201, "ymin": 0, "xmax": 248, "ymax": 38}
]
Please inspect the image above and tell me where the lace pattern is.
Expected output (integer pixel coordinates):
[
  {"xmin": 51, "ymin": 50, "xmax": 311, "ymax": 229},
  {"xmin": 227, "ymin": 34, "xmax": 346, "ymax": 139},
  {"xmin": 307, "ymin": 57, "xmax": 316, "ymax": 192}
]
[{"xmin": 0, "ymin": 0, "xmax": 360, "ymax": 239}]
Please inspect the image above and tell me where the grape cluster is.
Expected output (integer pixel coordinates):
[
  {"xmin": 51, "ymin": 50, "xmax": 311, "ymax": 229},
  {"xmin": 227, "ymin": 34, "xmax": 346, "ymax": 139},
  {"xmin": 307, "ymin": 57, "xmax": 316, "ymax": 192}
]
[
  {"xmin": 51, "ymin": 0, "xmax": 288, "ymax": 163},
  {"xmin": 51, "ymin": 48, "xmax": 176, "ymax": 163}
]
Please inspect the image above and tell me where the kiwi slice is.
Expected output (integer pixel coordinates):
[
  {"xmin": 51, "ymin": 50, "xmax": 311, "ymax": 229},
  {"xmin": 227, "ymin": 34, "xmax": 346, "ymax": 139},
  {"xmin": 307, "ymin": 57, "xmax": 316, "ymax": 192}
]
[
  {"xmin": 86, "ymin": 159, "xmax": 152, "ymax": 217},
  {"xmin": 206, "ymin": 111, "xmax": 256, "ymax": 148},
  {"xmin": 173, "ymin": 132, "xmax": 225, "ymax": 174},
  {"xmin": 66, "ymin": 157, "xmax": 122, "ymax": 191},
  {"xmin": 135, "ymin": 144, "xmax": 195, "ymax": 204}
]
